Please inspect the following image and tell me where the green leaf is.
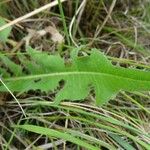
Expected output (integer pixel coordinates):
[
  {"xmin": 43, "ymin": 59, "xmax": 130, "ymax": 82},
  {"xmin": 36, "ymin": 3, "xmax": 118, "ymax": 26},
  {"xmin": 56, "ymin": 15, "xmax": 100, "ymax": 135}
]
[
  {"xmin": 0, "ymin": 47, "xmax": 150, "ymax": 106},
  {"xmin": 15, "ymin": 124, "xmax": 99, "ymax": 150},
  {"xmin": 0, "ymin": 17, "xmax": 11, "ymax": 42},
  {"xmin": 109, "ymin": 133, "xmax": 136, "ymax": 150},
  {"xmin": 0, "ymin": 55, "xmax": 22, "ymax": 76}
]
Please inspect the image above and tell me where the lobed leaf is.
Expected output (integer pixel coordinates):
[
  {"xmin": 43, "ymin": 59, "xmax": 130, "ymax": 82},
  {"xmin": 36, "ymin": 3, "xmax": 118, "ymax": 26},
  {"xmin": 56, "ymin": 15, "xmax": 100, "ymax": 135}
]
[{"xmin": 0, "ymin": 47, "xmax": 150, "ymax": 105}]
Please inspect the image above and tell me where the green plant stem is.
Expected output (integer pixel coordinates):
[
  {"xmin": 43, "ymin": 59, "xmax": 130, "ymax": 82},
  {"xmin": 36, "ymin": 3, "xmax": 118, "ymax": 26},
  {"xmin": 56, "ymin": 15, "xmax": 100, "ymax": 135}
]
[{"xmin": 57, "ymin": 0, "xmax": 71, "ymax": 45}]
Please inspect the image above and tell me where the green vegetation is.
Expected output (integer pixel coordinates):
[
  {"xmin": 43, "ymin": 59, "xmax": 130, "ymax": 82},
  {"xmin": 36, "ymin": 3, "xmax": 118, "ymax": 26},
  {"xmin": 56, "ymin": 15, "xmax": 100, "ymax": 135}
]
[
  {"xmin": 0, "ymin": 0, "xmax": 150, "ymax": 150},
  {"xmin": 0, "ymin": 47, "xmax": 150, "ymax": 106}
]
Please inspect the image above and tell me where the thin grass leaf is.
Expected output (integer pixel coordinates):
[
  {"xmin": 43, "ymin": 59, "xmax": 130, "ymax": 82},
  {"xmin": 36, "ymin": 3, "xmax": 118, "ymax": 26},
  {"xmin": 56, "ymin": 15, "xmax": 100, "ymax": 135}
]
[
  {"xmin": 15, "ymin": 124, "xmax": 100, "ymax": 150},
  {"xmin": 22, "ymin": 101, "xmax": 150, "ymax": 149},
  {"xmin": 104, "ymin": 27, "xmax": 150, "ymax": 56},
  {"xmin": 109, "ymin": 133, "xmax": 136, "ymax": 150}
]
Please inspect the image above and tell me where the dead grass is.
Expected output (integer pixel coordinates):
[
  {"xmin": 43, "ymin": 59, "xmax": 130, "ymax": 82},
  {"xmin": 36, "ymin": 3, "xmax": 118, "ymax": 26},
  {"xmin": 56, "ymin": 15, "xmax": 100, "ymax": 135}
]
[{"xmin": 0, "ymin": 0, "xmax": 150, "ymax": 149}]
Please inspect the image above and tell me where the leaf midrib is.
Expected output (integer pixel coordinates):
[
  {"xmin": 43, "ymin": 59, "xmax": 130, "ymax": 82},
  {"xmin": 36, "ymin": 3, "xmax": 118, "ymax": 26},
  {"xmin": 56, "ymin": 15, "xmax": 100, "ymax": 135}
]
[{"xmin": 4, "ymin": 71, "xmax": 150, "ymax": 82}]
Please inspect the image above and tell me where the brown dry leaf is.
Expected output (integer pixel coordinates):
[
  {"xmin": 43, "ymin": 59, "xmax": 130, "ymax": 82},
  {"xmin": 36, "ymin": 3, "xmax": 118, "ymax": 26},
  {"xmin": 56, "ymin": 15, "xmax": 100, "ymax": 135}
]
[
  {"xmin": 45, "ymin": 26, "xmax": 64, "ymax": 44},
  {"xmin": 24, "ymin": 26, "xmax": 64, "ymax": 47}
]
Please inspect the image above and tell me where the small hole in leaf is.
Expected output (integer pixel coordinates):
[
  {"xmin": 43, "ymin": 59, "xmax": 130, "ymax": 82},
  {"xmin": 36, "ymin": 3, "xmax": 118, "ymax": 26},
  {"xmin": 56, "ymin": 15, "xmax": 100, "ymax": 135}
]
[
  {"xmin": 34, "ymin": 78, "xmax": 41, "ymax": 83},
  {"xmin": 22, "ymin": 67, "xmax": 29, "ymax": 75},
  {"xmin": 58, "ymin": 79, "xmax": 65, "ymax": 90}
]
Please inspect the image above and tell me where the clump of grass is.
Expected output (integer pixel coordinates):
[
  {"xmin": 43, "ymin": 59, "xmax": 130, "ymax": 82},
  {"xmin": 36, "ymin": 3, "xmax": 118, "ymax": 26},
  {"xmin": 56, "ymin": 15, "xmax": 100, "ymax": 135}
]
[{"xmin": 0, "ymin": 0, "xmax": 150, "ymax": 150}]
